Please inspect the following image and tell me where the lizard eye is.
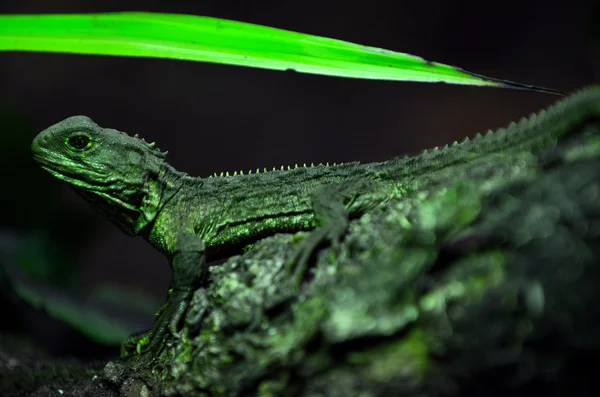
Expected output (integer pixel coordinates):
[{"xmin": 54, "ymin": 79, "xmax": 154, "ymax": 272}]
[{"xmin": 66, "ymin": 134, "xmax": 93, "ymax": 151}]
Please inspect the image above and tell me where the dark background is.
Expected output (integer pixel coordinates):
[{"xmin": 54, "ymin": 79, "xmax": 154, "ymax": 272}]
[{"xmin": 0, "ymin": 0, "xmax": 597, "ymax": 356}]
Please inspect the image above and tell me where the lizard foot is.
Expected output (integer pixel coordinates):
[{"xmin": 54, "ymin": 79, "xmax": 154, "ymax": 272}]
[
  {"xmin": 286, "ymin": 178, "xmax": 379, "ymax": 289},
  {"xmin": 289, "ymin": 221, "xmax": 346, "ymax": 289},
  {"xmin": 121, "ymin": 288, "xmax": 192, "ymax": 359}
]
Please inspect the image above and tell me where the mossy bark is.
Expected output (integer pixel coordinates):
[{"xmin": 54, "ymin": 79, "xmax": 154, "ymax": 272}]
[{"xmin": 127, "ymin": 120, "xmax": 600, "ymax": 396}]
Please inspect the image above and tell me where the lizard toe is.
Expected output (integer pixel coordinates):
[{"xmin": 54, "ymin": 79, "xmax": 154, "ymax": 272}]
[{"xmin": 289, "ymin": 223, "xmax": 347, "ymax": 288}]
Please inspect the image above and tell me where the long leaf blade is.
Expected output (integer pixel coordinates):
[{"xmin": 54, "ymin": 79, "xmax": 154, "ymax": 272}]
[{"xmin": 0, "ymin": 12, "xmax": 563, "ymax": 94}]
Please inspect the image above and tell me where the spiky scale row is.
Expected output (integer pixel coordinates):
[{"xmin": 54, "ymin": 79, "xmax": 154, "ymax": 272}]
[
  {"xmin": 206, "ymin": 161, "xmax": 346, "ymax": 178},
  {"xmin": 126, "ymin": 86, "xmax": 597, "ymax": 182},
  {"xmin": 132, "ymin": 132, "xmax": 168, "ymax": 158}
]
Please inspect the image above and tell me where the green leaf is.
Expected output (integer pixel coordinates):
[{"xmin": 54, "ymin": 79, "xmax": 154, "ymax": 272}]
[
  {"xmin": 0, "ymin": 12, "xmax": 563, "ymax": 94},
  {"xmin": 0, "ymin": 232, "xmax": 156, "ymax": 345}
]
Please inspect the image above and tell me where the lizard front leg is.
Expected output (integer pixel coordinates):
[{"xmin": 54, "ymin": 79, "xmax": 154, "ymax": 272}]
[{"xmin": 123, "ymin": 231, "xmax": 206, "ymax": 358}]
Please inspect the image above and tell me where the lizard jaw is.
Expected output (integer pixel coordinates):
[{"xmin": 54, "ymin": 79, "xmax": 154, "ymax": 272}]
[
  {"xmin": 38, "ymin": 164, "xmax": 139, "ymax": 212},
  {"xmin": 39, "ymin": 164, "xmax": 104, "ymax": 191}
]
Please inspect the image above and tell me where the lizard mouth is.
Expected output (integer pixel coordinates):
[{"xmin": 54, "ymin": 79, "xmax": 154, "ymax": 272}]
[
  {"xmin": 39, "ymin": 164, "xmax": 78, "ymax": 184},
  {"xmin": 37, "ymin": 162, "xmax": 99, "ymax": 187},
  {"xmin": 36, "ymin": 159, "xmax": 143, "ymax": 216},
  {"xmin": 35, "ymin": 157, "xmax": 113, "ymax": 196},
  {"xmin": 32, "ymin": 153, "xmax": 52, "ymax": 167}
]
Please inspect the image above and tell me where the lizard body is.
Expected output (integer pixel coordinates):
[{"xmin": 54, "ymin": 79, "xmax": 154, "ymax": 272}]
[{"xmin": 31, "ymin": 86, "xmax": 600, "ymax": 356}]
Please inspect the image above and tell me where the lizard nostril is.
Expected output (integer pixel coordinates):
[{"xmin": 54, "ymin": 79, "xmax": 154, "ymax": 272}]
[
  {"xmin": 38, "ymin": 135, "xmax": 49, "ymax": 147},
  {"xmin": 32, "ymin": 134, "xmax": 48, "ymax": 153}
]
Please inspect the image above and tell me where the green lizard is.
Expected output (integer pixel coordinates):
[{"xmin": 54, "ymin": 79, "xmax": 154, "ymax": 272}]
[{"xmin": 31, "ymin": 86, "xmax": 599, "ymax": 357}]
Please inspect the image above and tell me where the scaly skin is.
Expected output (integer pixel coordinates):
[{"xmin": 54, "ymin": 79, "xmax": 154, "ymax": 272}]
[{"xmin": 31, "ymin": 86, "xmax": 599, "ymax": 357}]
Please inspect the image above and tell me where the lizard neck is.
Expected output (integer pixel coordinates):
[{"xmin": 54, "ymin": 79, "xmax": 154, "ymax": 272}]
[
  {"xmin": 135, "ymin": 160, "xmax": 186, "ymax": 235},
  {"xmin": 73, "ymin": 155, "xmax": 186, "ymax": 237}
]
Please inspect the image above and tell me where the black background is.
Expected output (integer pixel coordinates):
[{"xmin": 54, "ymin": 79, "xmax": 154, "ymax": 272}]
[{"xmin": 0, "ymin": 0, "xmax": 597, "ymax": 355}]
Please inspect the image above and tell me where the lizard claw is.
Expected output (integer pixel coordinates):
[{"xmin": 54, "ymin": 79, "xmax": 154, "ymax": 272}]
[
  {"xmin": 168, "ymin": 298, "xmax": 189, "ymax": 339},
  {"xmin": 121, "ymin": 289, "xmax": 192, "ymax": 358}
]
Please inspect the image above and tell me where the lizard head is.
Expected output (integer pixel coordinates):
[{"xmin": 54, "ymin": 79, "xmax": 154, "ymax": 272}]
[{"xmin": 32, "ymin": 115, "xmax": 171, "ymax": 235}]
